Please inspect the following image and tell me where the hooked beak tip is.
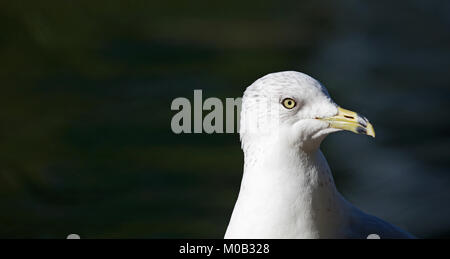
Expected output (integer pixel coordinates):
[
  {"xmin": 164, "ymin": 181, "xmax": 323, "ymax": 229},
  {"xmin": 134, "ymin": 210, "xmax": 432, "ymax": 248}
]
[{"xmin": 317, "ymin": 107, "xmax": 375, "ymax": 138}]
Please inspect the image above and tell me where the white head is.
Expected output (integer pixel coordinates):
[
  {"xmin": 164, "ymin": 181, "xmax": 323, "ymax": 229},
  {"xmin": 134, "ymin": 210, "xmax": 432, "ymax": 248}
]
[{"xmin": 240, "ymin": 71, "xmax": 374, "ymax": 152}]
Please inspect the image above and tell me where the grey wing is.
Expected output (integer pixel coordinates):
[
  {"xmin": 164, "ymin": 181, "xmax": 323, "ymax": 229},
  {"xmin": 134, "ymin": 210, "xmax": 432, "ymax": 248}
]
[{"xmin": 346, "ymin": 208, "xmax": 416, "ymax": 239}]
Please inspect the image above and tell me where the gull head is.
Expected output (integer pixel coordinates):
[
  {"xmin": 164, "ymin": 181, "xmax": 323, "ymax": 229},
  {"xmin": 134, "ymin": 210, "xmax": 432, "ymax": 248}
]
[{"xmin": 240, "ymin": 71, "xmax": 375, "ymax": 151}]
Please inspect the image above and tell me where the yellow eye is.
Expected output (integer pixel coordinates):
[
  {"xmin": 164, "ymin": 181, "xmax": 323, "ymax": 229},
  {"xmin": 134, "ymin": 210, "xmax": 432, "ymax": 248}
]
[{"xmin": 282, "ymin": 98, "xmax": 296, "ymax": 109}]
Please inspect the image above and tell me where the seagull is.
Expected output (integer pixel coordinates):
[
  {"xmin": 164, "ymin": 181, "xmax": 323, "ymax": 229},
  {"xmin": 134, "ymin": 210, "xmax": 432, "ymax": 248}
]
[{"xmin": 225, "ymin": 71, "xmax": 414, "ymax": 239}]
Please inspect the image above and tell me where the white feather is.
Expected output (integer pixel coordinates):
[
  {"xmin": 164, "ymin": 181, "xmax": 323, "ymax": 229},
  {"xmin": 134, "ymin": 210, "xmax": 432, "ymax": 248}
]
[{"xmin": 225, "ymin": 71, "xmax": 414, "ymax": 239}]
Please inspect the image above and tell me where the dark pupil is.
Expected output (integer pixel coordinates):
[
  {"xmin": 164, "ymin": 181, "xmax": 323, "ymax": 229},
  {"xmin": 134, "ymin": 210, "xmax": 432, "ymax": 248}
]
[{"xmin": 287, "ymin": 101, "xmax": 292, "ymax": 105}]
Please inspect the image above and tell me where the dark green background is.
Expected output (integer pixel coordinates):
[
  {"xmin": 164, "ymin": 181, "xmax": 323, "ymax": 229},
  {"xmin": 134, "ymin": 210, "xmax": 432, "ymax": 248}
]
[{"xmin": 1, "ymin": 0, "xmax": 449, "ymax": 238}]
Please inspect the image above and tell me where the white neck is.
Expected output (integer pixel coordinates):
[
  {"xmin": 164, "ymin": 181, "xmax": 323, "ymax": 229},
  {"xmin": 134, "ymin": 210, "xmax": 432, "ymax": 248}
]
[{"xmin": 225, "ymin": 136, "xmax": 350, "ymax": 238}]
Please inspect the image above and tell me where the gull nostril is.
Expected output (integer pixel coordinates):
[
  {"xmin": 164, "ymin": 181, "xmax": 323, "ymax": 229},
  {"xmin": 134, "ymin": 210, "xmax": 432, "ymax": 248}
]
[{"xmin": 344, "ymin": 115, "xmax": 354, "ymax": 119}]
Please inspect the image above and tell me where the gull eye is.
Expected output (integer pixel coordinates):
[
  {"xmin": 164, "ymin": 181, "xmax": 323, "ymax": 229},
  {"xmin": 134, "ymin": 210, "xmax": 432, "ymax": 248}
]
[{"xmin": 282, "ymin": 98, "xmax": 296, "ymax": 109}]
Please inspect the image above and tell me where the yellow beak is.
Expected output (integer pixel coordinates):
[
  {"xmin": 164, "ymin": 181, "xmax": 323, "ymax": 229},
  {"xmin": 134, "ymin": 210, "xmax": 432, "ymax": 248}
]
[{"xmin": 317, "ymin": 107, "xmax": 375, "ymax": 138}]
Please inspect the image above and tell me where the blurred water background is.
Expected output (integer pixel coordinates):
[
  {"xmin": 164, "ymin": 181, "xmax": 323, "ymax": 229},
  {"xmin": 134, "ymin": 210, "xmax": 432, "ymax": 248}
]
[{"xmin": 0, "ymin": 0, "xmax": 449, "ymax": 238}]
